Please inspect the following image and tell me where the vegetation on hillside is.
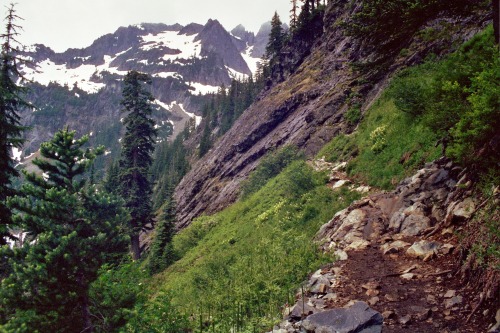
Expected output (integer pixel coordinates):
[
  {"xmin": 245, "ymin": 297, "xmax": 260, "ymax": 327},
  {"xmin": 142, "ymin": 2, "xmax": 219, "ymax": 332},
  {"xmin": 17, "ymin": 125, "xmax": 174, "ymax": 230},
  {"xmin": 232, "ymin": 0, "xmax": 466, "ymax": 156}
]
[
  {"xmin": 0, "ymin": 0, "xmax": 498, "ymax": 331},
  {"xmin": 94, "ymin": 155, "xmax": 360, "ymax": 332}
]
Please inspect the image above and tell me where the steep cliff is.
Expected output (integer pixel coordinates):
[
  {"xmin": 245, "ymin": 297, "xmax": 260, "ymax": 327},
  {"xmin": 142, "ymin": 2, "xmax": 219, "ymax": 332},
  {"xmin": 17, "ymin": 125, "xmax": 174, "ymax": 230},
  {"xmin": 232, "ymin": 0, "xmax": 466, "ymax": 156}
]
[{"xmin": 174, "ymin": 0, "xmax": 491, "ymax": 228}]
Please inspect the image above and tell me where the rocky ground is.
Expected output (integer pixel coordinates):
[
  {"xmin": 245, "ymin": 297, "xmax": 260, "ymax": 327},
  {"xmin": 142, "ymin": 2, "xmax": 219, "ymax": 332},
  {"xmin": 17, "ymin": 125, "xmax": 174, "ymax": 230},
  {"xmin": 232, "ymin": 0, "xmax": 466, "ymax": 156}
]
[{"xmin": 268, "ymin": 158, "xmax": 499, "ymax": 333}]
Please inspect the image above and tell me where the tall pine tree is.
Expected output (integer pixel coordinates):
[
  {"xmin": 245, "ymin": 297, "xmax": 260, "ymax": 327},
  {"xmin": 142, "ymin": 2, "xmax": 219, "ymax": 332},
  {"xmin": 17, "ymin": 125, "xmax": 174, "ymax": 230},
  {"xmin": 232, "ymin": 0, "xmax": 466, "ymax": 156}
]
[
  {"xmin": 119, "ymin": 71, "xmax": 157, "ymax": 260},
  {"xmin": 0, "ymin": 3, "xmax": 29, "ymax": 246},
  {"xmin": 0, "ymin": 129, "xmax": 127, "ymax": 332}
]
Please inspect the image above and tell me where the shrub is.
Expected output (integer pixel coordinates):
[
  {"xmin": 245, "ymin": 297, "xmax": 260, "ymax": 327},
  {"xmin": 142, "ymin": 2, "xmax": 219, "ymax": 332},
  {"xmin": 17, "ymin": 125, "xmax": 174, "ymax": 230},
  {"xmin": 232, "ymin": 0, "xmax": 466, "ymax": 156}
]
[
  {"xmin": 345, "ymin": 105, "xmax": 362, "ymax": 124},
  {"xmin": 370, "ymin": 125, "xmax": 388, "ymax": 153},
  {"xmin": 240, "ymin": 146, "xmax": 303, "ymax": 198}
]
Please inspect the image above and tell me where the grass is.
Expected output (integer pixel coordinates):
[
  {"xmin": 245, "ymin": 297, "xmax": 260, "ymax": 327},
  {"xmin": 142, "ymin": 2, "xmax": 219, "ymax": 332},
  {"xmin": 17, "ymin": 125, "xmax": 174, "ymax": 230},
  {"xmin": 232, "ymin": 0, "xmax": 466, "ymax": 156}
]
[
  {"xmin": 123, "ymin": 160, "xmax": 360, "ymax": 332},
  {"xmin": 318, "ymin": 72, "xmax": 441, "ymax": 190}
]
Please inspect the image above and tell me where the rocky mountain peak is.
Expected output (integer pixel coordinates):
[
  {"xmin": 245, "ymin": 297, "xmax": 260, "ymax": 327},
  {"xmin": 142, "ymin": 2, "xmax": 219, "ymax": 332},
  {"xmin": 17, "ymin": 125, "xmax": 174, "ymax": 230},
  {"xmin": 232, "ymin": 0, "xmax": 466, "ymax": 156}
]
[
  {"xmin": 196, "ymin": 19, "xmax": 251, "ymax": 76},
  {"xmin": 179, "ymin": 23, "xmax": 204, "ymax": 36}
]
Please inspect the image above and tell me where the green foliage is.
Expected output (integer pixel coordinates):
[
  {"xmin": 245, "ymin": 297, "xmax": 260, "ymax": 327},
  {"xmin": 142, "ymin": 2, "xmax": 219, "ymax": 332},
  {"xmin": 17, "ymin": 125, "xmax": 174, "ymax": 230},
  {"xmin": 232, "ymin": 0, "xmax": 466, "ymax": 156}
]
[
  {"xmin": 129, "ymin": 160, "xmax": 360, "ymax": 332},
  {"xmin": 390, "ymin": 73, "xmax": 430, "ymax": 117},
  {"xmin": 148, "ymin": 194, "xmax": 177, "ymax": 275},
  {"xmin": 151, "ymin": 124, "xmax": 190, "ymax": 210},
  {"xmin": 319, "ymin": 94, "xmax": 440, "ymax": 189},
  {"xmin": 369, "ymin": 125, "xmax": 388, "ymax": 153},
  {"xmin": 320, "ymin": 27, "xmax": 498, "ymax": 190},
  {"xmin": 345, "ymin": 105, "xmax": 362, "ymax": 124},
  {"xmin": 119, "ymin": 71, "xmax": 157, "ymax": 259},
  {"xmin": 467, "ymin": 190, "xmax": 500, "ymax": 270},
  {"xmin": 391, "ymin": 26, "xmax": 500, "ymax": 173},
  {"xmin": 89, "ymin": 262, "xmax": 146, "ymax": 332},
  {"xmin": 1, "ymin": 129, "xmax": 128, "ymax": 332},
  {"xmin": 343, "ymin": 0, "xmax": 487, "ymax": 59},
  {"xmin": 240, "ymin": 146, "xmax": 303, "ymax": 198},
  {"xmin": 293, "ymin": 1, "xmax": 325, "ymax": 46},
  {"xmin": 197, "ymin": 77, "xmax": 262, "ymax": 158},
  {"xmin": 123, "ymin": 292, "xmax": 189, "ymax": 333},
  {"xmin": 0, "ymin": 4, "xmax": 30, "ymax": 246}
]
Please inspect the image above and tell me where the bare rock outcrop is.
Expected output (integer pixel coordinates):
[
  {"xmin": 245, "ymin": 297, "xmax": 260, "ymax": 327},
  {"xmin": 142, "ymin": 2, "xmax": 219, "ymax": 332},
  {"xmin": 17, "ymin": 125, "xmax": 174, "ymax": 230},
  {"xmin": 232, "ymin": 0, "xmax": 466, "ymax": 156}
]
[{"xmin": 316, "ymin": 157, "xmax": 472, "ymax": 250}]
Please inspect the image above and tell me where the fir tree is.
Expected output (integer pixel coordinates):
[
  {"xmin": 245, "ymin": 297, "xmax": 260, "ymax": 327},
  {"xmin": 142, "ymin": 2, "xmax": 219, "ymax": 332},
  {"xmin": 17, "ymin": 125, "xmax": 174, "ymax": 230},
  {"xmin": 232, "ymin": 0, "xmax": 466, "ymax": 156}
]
[
  {"xmin": 119, "ymin": 71, "xmax": 157, "ymax": 260},
  {"xmin": 0, "ymin": 3, "xmax": 30, "ymax": 246},
  {"xmin": 199, "ymin": 121, "xmax": 212, "ymax": 158},
  {"xmin": 265, "ymin": 12, "xmax": 285, "ymax": 66},
  {"xmin": 290, "ymin": 0, "xmax": 299, "ymax": 31},
  {"xmin": 103, "ymin": 160, "xmax": 120, "ymax": 195},
  {"xmin": 0, "ymin": 129, "xmax": 127, "ymax": 332},
  {"xmin": 148, "ymin": 191, "xmax": 177, "ymax": 275}
]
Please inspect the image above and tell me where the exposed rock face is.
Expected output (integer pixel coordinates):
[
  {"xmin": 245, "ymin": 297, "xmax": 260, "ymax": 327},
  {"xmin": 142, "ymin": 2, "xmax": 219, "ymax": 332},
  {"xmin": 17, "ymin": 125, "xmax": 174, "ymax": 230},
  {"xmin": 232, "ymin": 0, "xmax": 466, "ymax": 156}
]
[
  {"xmin": 316, "ymin": 157, "xmax": 471, "ymax": 250},
  {"xmin": 195, "ymin": 19, "xmax": 251, "ymax": 76},
  {"xmin": 250, "ymin": 21, "xmax": 271, "ymax": 58},
  {"xmin": 174, "ymin": 0, "xmax": 490, "ymax": 228}
]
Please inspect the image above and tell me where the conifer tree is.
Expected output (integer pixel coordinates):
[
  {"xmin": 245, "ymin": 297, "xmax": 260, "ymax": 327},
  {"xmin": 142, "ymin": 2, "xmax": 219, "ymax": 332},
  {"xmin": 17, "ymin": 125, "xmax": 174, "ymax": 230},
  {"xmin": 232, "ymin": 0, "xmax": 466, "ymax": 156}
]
[
  {"xmin": 0, "ymin": 129, "xmax": 127, "ymax": 332},
  {"xmin": 290, "ymin": 0, "xmax": 299, "ymax": 31},
  {"xmin": 266, "ymin": 12, "xmax": 285, "ymax": 65},
  {"xmin": 148, "ymin": 190, "xmax": 177, "ymax": 275},
  {"xmin": 119, "ymin": 71, "xmax": 157, "ymax": 260},
  {"xmin": 0, "ymin": 3, "xmax": 29, "ymax": 246},
  {"xmin": 103, "ymin": 160, "xmax": 120, "ymax": 195}
]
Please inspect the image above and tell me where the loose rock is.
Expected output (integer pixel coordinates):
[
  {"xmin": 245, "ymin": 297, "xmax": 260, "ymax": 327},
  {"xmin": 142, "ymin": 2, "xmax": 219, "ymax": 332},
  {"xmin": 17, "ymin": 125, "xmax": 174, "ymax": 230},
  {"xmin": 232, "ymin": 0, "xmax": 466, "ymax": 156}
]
[{"xmin": 301, "ymin": 301, "xmax": 383, "ymax": 333}]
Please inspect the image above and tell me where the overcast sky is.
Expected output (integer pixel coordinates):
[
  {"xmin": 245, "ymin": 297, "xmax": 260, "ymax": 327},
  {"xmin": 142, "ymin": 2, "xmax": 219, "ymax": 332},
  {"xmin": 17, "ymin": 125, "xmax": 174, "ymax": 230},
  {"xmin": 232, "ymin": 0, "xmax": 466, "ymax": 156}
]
[{"xmin": 10, "ymin": 0, "xmax": 291, "ymax": 52}]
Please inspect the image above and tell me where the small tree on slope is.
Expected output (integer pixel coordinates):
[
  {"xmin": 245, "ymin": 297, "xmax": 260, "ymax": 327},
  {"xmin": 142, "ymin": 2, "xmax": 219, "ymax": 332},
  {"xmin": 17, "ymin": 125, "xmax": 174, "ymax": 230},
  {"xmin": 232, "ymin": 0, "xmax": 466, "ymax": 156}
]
[
  {"xmin": 148, "ymin": 188, "xmax": 177, "ymax": 275},
  {"xmin": 119, "ymin": 71, "xmax": 157, "ymax": 260},
  {"xmin": 0, "ymin": 129, "xmax": 127, "ymax": 332}
]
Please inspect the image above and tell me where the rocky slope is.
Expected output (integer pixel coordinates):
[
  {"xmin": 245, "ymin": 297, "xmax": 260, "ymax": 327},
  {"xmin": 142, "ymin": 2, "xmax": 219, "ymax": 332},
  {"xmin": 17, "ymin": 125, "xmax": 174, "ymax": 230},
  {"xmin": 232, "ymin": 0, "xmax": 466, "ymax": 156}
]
[
  {"xmin": 16, "ymin": 20, "xmax": 270, "ymax": 167},
  {"xmin": 174, "ymin": 0, "xmax": 491, "ymax": 228},
  {"xmin": 266, "ymin": 157, "xmax": 499, "ymax": 332}
]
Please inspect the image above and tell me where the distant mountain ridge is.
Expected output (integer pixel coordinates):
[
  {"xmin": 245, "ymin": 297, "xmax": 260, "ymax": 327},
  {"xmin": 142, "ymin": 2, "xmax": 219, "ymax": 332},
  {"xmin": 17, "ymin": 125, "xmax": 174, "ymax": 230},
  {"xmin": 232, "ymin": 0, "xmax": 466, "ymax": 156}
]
[{"xmin": 15, "ymin": 20, "xmax": 271, "ymax": 173}]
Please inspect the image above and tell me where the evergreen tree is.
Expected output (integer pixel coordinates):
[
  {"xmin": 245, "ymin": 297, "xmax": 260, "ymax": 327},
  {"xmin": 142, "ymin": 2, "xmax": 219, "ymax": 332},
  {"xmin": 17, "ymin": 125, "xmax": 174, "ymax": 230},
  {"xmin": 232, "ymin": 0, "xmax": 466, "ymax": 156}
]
[
  {"xmin": 103, "ymin": 160, "xmax": 120, "ymax": 195},
  {"xmin": 119, "ymin": 71, "xmax": 157, "ymax": 260},
  {"xmin": 199, "ymin": 121, "xmax": 212, "ymax": 158},
  {"xmin": 0, "ymin": 129, "xmax": 127, "ymax": 332},
  {"xmin": 265, "ymin": 12, "xmax": 285, "ymax": 69},
  {"xmin": 290, "ymin": 0, "xmax": 299, "ymax": 31},
  {"xmin": 147, "ymin": 190, "xmax": 177, "ymax": 275},
  {"xmin": 0, "ymin": 3, "xmax": 29, "ymax": 246}
]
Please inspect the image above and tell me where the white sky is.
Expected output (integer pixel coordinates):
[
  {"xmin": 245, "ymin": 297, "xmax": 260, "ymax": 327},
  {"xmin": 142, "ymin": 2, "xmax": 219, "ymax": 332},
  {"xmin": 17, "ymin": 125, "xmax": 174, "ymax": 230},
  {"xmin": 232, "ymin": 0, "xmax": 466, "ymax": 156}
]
[{"xmin": 10, "ymin": 0, "xmax": 291, "ymax": 52}]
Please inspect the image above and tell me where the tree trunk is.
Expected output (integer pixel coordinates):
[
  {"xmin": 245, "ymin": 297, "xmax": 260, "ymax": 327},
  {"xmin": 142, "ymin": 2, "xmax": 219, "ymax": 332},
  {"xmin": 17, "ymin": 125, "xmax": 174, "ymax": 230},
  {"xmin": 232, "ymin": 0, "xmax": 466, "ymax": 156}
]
[
  {"xmin": 131, "ymin": 233, "xmax": 141, "ymax": 260},
  {"xmin": 494, "ymin": 0, "xmax": 499, "ymax": 44},
  {"xmin": 77, "ymin": 273, "xmax": 94, "ymax": 333}
]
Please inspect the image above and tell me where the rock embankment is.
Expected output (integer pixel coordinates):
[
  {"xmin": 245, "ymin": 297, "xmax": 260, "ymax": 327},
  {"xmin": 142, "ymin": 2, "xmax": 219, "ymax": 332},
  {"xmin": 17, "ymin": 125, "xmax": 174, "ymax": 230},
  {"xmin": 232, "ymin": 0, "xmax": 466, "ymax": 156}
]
[{"xmin": 268, "ymin": 158, "xmax": 498, "ymax": 333}]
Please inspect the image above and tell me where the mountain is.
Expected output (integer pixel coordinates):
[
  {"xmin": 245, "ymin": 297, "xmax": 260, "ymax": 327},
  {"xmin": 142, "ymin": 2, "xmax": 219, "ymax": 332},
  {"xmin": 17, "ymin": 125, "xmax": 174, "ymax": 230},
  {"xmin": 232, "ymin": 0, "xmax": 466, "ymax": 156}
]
[{"xmin": 16, "ymin": 20, "xmax": 267, "ymax": 172}]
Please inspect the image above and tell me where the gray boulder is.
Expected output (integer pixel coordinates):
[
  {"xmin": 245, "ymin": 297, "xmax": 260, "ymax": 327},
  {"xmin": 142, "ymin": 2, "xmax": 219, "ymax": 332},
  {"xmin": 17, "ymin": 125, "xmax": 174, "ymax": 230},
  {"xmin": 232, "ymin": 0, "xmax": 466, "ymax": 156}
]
[{"xmin": 301, "ymin": 301, "xmax": 383, "ymax": 333}]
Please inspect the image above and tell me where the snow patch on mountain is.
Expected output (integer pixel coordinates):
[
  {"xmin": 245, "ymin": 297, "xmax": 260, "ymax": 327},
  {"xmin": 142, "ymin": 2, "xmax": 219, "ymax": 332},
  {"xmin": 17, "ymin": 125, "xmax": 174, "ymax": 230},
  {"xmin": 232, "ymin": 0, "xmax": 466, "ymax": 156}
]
[
  {"xmin": 141, "ymin": 31, "xmax": 201, "ymax": 60},
  {"xmin": 189, "ymin": 82, "xmax": 220, "ymax": 95},
  {"xmin": 154, "ymin": 72, "xmax": 180, "ymax": 79},
  {"xmin": 12, "ymin": 147, "xmax": 22, "ymax": 161},
  {"xmin": 22, "ymin": 53, "xmax": 130, "ymax": 94},
  {"xmin": 179, "ymin": 104, "xmax": 202, "ymax": 127},
  {"xmin": 23, "ymin": 60, "xmax": 105, "ymax": 93},
  {"xmin": 241, "ymin": 46, "xmax": 261, "ymax": 75}
]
